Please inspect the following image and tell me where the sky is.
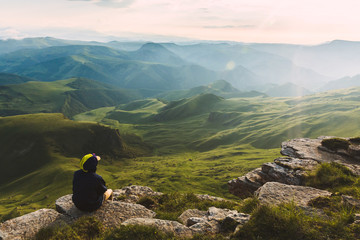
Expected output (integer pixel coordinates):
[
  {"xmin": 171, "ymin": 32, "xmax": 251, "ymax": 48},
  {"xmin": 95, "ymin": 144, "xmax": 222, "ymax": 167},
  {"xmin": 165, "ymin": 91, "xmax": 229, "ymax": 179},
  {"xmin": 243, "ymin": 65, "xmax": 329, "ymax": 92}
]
[{"xmin": 1, "ymin": 0, "xmax": 360, "ymax": 44}]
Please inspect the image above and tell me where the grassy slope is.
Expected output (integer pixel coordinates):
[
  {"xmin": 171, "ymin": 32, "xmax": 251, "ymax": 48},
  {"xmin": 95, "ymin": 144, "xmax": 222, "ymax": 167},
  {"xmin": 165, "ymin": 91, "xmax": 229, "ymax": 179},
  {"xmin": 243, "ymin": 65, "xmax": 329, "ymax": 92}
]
[{"xmin": 0, "ymin": 113, "xmax": 150, "ymax": 219}]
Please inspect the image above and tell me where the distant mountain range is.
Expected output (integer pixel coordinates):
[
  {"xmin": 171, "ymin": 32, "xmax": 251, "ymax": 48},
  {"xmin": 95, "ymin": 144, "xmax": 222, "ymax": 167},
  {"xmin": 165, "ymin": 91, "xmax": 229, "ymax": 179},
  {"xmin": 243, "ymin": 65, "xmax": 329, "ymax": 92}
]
[{"xmin": 1, "ymin": 37, "xmax": 360, "ymax": 94}]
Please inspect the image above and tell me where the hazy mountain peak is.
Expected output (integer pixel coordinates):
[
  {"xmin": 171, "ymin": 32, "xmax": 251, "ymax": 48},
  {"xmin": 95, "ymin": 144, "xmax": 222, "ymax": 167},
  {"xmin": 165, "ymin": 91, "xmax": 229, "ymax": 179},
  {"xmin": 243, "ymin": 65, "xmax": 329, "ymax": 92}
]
[
  {"xmin": 209, "ymin": 80, "xmax": 239, "ymax": 92},
  {"xmin": 139, "ymin": 42, "xmax": 168, "ymax": 51}
]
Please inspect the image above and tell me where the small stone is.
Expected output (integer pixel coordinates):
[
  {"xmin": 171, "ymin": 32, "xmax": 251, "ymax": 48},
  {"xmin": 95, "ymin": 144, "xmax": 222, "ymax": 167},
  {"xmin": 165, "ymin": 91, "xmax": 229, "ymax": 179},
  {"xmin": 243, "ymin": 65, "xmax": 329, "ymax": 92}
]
[
  {"xmin": 342, "ymin": 195, "xmax": 360, "ymax": 209},
  {"xmin": 178, "ymin": 209, "xmax": 206, "ymax": 225}
]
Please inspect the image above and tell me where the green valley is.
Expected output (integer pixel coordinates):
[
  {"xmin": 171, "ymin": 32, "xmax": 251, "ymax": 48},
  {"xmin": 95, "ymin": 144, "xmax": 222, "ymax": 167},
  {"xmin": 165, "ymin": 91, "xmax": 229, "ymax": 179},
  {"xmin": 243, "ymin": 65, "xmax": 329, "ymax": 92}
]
[{"xmin": 2, "ymin": 74, "xmax": 360, "ymax": 221}]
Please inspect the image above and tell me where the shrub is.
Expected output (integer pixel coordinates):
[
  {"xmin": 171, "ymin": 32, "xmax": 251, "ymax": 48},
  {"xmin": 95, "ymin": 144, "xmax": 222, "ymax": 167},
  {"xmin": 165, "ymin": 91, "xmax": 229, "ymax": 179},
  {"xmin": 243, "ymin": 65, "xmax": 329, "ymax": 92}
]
[
  {"xmin": 321, "ymin": 138, "xmax": 350, "ymax": 151},
  {"xmin": 104, "ymin": 224, "xmax": 174, "ymax": 240},
  {"xmin": 239, "ymin": 197, "xmax": 259, "ymax": 214},
  {"xmin": 306, "ymin": 162, "xmax": 355, "ymax": 190},
  {"xmin": 349, "ymin": 137, "xmax": 360, "ymax": 144},
  {"xmin": 35, "ymin": 225, "xmax": 81, "ymax": 240},
  {"xmin": 71, "ymin": 216, "xmax": 103, "ymax": 239},
  {"xmin": 34, "ymin": 216, "xmax": 102, "ymax": 240},
  {"xmin": 232, "ymin": 203, "xmax": 355, "ymax": 240},
  {"xmin": 137, "ymin": 196, "xmax": 158, "ymax": 209}
]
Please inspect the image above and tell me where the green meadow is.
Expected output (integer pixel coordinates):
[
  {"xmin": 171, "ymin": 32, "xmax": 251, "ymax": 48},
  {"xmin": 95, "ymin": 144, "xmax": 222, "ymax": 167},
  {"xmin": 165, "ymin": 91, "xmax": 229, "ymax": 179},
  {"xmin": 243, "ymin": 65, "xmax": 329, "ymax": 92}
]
[{"xmin": 2, "ymin": 86, "xmax": 360, "ymax": 221}]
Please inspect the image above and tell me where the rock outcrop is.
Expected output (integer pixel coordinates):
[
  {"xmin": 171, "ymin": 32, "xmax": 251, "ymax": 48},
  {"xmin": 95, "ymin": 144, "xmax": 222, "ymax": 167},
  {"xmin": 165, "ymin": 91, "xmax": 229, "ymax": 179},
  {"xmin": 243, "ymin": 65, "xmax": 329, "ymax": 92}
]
[
  {"xmin": 228, "ymin": 157, "xmax": 318, "ymax": 198},
  {"xmin": 255, "ymin": 182, "xmax": 332, "ymax": 206},
  {"xmin": 229, "ymin": 137, "xmax": 360, "ymax": 198}
]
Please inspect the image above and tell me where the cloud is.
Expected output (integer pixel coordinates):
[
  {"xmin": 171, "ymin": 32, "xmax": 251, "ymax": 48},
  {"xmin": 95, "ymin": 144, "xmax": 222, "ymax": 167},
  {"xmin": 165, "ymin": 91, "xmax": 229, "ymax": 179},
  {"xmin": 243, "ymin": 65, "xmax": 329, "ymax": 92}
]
[
  {"xmin": 203, "ymin": 25, "xmax": 256, "ymax": 29},
  {"xmin": 68, "ymin": 0, "xmax": 135, "ymax": 8},
  {"xmin": 0, "ymin": 28, "xmax": 28, "ymax": 40},
  {"xmin": 96, "ymin": 0, "xmax": 135, "ymax": 8}
]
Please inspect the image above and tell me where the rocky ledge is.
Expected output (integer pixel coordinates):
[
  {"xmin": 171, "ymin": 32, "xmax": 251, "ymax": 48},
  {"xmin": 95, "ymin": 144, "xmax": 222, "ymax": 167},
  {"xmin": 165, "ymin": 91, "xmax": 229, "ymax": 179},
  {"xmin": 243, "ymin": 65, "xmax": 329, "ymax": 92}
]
[
  {"xmin": 229, "ymin": 136, "xmax": 360, "ymax": 198},
  {"xmin": 0, "ymin": 185, "xmax": 249, "ymax": 240}
]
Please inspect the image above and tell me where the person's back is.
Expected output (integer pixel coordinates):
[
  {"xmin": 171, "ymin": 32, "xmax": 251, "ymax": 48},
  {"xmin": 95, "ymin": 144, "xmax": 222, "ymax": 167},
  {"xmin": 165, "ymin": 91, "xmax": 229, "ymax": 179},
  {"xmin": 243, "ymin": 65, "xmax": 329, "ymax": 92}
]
[{"xmin": 72, "ymin": 153, "xmax": 113, "ymax": 212}]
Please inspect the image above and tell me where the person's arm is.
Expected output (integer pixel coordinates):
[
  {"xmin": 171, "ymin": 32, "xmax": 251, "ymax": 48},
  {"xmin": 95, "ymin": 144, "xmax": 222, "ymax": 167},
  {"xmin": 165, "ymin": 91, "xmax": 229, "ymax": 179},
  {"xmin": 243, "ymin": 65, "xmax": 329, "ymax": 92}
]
[
  {"xmin": 104, "ymin": 189, "xmax": 113, "ymax": 200},
  {"xmin": 96, "ymin": 174, "xmax": 113, "ymax": 201}
]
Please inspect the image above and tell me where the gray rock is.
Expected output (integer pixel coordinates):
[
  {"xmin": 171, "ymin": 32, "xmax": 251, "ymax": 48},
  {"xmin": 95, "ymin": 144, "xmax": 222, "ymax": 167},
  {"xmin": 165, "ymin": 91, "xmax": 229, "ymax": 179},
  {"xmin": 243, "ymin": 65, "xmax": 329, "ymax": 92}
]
[
  {"xmin": 281, "ymin": 137, "xmax": 360, "ymax": 165},
  {"xmin": 113, "ymin": 185, "xmax": 163, "ymax": 203},
  {"xmin": 0, "ymin": 231, "xmax": 7, "ymax": 240},
  {"xmin": 178, "ymin": 209, "xmax": 207, "ymax": 225},
  {"xmin": 55, "ymin": 194, "xmax": 156, "ymax": 227},
  {"xmin": 187, "ymin": 217, "xmax": 207, "ymax": 226},
  {"xmin": 122, "ymin": 218, "xmax": 193, "ymax": 238},
  {"xmin": 225, "ymin": 212, "xmax": 251, "ymax": 225},
  {"xmin": 229, "ymin": 157, "xmax": 317, "ymax": 198},
  {"xmin": 274, "ymin": 157, "xmax": 319, "ymax": 171},
  {"xmin": 342, "ymin": 195, "xmax": 360, "ymax": 209},
  {"xmin": 0, "ymin": 209, "xmax": 64, "ymax": 240},
  {"xmin": 189, "ymin": 221, "xmax": 216, "ymax": 234},
  {"xmin": 228, "ymin": 168, "xmax": 263, "ymax": 198},
  {"xmin": 255, "ymin": 182, "xmax": 332, "ymax": 207},
  {"xmin": 207, "ymin": 207, "xmax": 238, "ymax": 221},
  {"xmin": 195, "ymin": 194, "xmax": 227, "ymax": 202}
]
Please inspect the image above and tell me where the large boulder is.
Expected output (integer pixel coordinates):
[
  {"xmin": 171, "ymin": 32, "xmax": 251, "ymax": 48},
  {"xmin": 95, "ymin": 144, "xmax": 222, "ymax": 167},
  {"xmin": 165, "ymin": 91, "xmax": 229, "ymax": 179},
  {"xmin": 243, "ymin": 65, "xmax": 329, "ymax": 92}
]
[
  {"xmin": 122, "ymin": 218, "xmax": 193, "ymax": 238},
  {"xmin": 255, "ymin": 182, "xmax": 332, "ymax": 207},
  {"xmin": 228, "ymin": 157, "xmax": 318, "ymax": 198},
  {"xmin": 0, "ymin": 209, "xmax": 66, "ymax": 240},
  {"xmin": 55, "ymin": 194, "xmax": 156, "ymax": 227}
]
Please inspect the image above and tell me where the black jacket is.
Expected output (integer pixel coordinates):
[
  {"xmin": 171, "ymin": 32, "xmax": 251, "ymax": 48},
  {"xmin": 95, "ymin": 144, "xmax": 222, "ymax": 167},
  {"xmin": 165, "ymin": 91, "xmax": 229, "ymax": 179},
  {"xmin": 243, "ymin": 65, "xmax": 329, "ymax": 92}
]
[{"xmin": 72, "ymin": 170, "xmax": 107, "ymax": 212}]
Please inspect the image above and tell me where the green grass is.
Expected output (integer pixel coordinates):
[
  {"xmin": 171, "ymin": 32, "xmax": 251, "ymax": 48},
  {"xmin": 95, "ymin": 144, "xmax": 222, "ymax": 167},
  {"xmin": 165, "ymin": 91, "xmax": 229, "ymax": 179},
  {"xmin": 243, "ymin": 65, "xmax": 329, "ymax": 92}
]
[
  {"xmin": 234, "ymin": 202, "xmax": 356, "ymax": 240},
  {"xmin": 137, "ymin": 192, "xmax": 241, "ymax": 221},
  {"xmin": 306, "ymin": 162, "xmax": 360, "ymax": 198}
]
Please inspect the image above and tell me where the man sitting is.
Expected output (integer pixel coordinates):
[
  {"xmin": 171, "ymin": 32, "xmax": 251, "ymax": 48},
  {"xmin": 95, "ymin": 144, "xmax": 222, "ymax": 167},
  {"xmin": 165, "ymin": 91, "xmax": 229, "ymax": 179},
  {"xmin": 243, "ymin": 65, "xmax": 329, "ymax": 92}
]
[{"xmin": 72, "ymin": 153, "xmax": 113, "ymax": 212}]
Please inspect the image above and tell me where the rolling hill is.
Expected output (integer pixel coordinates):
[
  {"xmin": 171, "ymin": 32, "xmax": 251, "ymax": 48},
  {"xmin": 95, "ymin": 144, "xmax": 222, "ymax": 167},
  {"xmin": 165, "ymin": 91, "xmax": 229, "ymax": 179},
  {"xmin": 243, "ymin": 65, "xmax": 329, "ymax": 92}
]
[
  {"xmin": 156, "ymin": 80, "xmax": 266, "ymax": 101},
  {"xmin": 0, "ymin": 73, "xmax": 36, "ymax": 85},
  {"xmin": 74, "ymin": 86, "xmax": 360, "ymax": 153},
  {"xmin": 318, "ymin": 74, "xmax": 360, "ymax": 92},
  {"xmin": 0, "ymin": 77, "xmax": 144, "ymax": 117}
]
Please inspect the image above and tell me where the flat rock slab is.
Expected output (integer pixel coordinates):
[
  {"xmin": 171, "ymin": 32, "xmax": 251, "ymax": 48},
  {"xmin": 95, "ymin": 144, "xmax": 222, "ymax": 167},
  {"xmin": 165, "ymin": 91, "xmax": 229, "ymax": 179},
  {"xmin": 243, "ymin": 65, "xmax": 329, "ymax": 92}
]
[
  {"xmin": 255, "ymin": 182, "xmax": 332, "ymax": 207},
  {"xmin": 122, "ymin": 218, "xmax": 193, "ymax": 238},
  {"xmin": 0, "ymin": 209, "xmax": 65, "ymax": 240},
  {"xmin": 281, "ymin": 137, "xmax": 339, "ymax": 162},
  {"xmin": 55, "ymin": 194, "xmax": 156, "ymax": 228}
]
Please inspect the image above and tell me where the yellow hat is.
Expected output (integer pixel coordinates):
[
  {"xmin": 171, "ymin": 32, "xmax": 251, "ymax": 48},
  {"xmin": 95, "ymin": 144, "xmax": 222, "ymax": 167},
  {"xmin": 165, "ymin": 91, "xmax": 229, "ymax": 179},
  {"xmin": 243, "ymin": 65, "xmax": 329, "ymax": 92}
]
[{"xmin": 80, "ymin": 153, "xmax": 101, "ymax": 172}]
